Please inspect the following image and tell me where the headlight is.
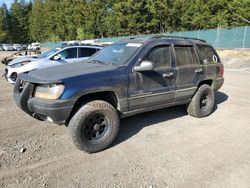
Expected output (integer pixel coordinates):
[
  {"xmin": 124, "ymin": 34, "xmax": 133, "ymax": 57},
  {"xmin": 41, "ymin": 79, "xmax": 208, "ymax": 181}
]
[
  {"xmin": 10, "ymin": 61, "xmax": 31, "ymax": 68},
  {"xmin": 34, "ymin": 84, "xmax": 64, "ymax": 99}
]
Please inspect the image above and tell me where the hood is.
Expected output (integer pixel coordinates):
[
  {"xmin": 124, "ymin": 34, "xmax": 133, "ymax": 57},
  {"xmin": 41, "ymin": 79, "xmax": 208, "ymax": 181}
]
[
  {"xmin": 8, "ymin": 56, "xmax": 40, "ymax": 66},
  {"xmin": 26, "ymin": 62, "xmax": 117, "ymax": 84}
]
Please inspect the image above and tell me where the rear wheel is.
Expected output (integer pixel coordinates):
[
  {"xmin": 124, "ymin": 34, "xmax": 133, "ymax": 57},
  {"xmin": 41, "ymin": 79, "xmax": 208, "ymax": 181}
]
[
  {"xmin": 68, "ymin": 100, "xmax": 120, "ymax": 153},
  {"xmin": 187, "ymin": 84, "xmax": 214, "ymax": 118}
]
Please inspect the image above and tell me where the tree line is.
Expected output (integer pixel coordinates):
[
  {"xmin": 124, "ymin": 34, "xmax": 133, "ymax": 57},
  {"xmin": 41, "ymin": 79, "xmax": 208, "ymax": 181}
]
[{"xmin": 0, "ymin": 0, "xmax": 249, "ymax": 43}]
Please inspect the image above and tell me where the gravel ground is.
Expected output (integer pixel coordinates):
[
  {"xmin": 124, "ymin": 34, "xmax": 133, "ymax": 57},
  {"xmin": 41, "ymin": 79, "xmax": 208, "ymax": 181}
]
[{"xmin": 0, "ymin": 50, "xmax": 250, "ymax": 188}]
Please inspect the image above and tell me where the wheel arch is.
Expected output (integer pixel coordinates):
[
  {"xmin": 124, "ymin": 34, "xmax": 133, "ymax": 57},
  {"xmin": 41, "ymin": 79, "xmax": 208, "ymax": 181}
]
[
  {"xmin": 65, "ymin": 91, "xmax": 120, "ymax": 126},
  {"xmin": 192, "ymin": 79, "xmax": 214, "ymax": 97},
  {"xmin": 198, "ymin": 79, "xmax": 213, "ymax": 88}
]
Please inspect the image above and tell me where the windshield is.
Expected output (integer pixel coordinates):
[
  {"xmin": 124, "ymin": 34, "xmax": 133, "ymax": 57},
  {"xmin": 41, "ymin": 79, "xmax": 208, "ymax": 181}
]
[
  {"xmin": 38, "ymin": 48, "xmax": 61, "ymax": 59},
  {"xmin": 87, "ymin": 42, "xmax": 142, "ymax": 65}
]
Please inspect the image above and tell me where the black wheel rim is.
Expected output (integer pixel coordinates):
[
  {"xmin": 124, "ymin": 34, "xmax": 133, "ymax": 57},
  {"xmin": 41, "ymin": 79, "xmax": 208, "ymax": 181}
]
[
  {"xmin": 83, "ymin": 114, "xmax": 111, "ymax": 144},
  {"xmin": 200, "ymin": 92, "xmax": 209, "ymax": 111}
]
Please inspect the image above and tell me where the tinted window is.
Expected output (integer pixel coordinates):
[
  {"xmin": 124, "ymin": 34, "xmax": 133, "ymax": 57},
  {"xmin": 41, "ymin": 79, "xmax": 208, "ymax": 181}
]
[
  {"xmin": 57, "ymin": 48, "xmax": 77, "ymax": 59},
  {"xmin": 144, "ymin": 46, "xmax": 171, "ymax": 68},
  {"xmin": 175, "ymin": 46, "xmax": 199, "ymax": 66},
  {"xmin": 197, "ymin": 45, "xmax": 218, "ymax": 64},
  {"xmin": 78, "ymin": 48, "xmax": 98, "ymax": 58}
]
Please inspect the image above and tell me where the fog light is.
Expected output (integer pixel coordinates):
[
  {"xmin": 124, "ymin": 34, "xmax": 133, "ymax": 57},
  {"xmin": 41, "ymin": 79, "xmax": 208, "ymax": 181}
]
[{"xmin": 47, "ymin": 117, "xmax": 53, "ymax": 122}]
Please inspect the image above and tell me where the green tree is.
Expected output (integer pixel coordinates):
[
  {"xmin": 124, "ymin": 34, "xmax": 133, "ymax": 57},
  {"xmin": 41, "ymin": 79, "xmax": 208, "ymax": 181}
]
[
  {"xmin": 9, "ymin": 0, "xmax": 32, "ymax": 43},
  {"xmin": 0, "ymin": 6, "xmax": 7, "ymax": 42},
  {"xmin": 30, "ymin": 0, "xmax": 45, "ymax": 42},
  {"xmin": 0, "ymin": 3, "xmax": 11, "ymax": 42},
  {"xmin": 146, "ymin": 0, "xmax": 171, "ymax": 33}
]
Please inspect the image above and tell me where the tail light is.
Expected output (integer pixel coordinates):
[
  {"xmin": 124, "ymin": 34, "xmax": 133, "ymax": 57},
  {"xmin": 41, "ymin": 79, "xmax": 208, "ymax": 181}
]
[{"xmin": 219, "ymin": 64, "xmax": 224, "ymax": 77}]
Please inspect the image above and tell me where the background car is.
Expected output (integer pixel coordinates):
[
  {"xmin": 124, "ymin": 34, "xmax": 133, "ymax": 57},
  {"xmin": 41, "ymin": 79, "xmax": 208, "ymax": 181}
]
[
  {"xmin": 2, "ymin": 44, "xmax": 14, "ymax": 51},
  {"xmin": 4, "ymin": 45, "xmax": 103, "ymax": 83},
  {"xmin": 13, "ymin": 44, "xmax": 23, "ymax": 51},
  {"xmin": 60, "ymin": 41, "xmax": 80, "ymax": 48},
  {"xmin": 27, "ymin": 43, "xmax": 40, "ymax": 50}
]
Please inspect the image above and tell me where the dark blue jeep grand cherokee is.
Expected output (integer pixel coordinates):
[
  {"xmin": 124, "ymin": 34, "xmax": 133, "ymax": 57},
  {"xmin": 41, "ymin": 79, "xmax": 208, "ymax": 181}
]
[{"xmin": 14, "ymin": 36, "xmax": 224, "ymax": 153}]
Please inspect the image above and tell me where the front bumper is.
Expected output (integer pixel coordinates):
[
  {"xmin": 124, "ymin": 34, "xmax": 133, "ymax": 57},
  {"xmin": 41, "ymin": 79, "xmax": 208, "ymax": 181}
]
[{"xmin": 13, "ymin": 78, "xmax": 74, "ymax": 125}]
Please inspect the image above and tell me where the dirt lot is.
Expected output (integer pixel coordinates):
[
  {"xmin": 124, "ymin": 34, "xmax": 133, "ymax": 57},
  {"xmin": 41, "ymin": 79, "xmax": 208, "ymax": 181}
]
[{"xmin": 0, "ymin": 50, "xmax": 250, "ymax": 188}]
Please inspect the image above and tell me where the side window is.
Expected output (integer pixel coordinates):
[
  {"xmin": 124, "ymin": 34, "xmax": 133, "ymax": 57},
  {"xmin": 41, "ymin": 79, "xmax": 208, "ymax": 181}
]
[
  {"xmin": 143, "ymin": 46, "xmax": 171, "ymax": 68},
  {"xmin": 197, "ymin": 45, "xmax": 218, "ymax": 64},
  {"xmin": 57, "ymin": 48, "xmax": 77, "ymax": 59},
  {"xmin": 174, "ymin": 46, "xmax": 199, "ymax": 66},
  {"xmin": 78, "ymin": 48, "xmax": 99, "ymax": 58}
]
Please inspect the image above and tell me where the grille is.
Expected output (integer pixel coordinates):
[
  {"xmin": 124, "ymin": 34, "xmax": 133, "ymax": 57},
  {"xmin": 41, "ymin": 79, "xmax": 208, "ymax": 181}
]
[{"xmin": 19, "ymin": 80, "xmax": 27, "ymax": 92}]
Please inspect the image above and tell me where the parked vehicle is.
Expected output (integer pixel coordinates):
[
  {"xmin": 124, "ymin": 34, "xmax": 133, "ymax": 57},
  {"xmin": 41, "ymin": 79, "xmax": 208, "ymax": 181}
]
[
  {"xmin": 21, "ymin": 44, "xmax": 28, "ymax": 50},
  {"xmin": 60, "ymin": 41, "xmax": 80, "ymax": 48},
  {"xmin": 4, "ymin": 45, "xmax": 102, "ymax": 83},
  {"xmin": 2, "ymin": 44, "xmax": 14, "ymax": 51},
  {"xmin": 13, "ymin": 36, "xmax": 224, "ymax": 153},
  {"xmin": 1, "ymin": 50, "xmax": 40, "ymax": 65},
  {"xmin": 27, "ymin": 43, "xmax": 40, "ymax": 50},
  {"xmin": 13, "ymin": 44, "xmax": 23, "ymax": 51}
]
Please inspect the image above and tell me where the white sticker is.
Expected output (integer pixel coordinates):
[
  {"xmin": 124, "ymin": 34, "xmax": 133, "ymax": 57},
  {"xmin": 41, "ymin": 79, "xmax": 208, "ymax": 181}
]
[
  {"xmin": 126, "ymin": 43, "xmax": 142, "ymax": 48},
  {"xmin": 213, "ymin": 55, "xmax": 218, "ymax": 63}
]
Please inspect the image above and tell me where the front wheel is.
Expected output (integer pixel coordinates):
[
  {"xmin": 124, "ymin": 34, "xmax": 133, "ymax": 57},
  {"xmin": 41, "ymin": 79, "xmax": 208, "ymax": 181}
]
[
  {"xmin": 187, "ymin": 84, "xmax": 214, "ymax": 118},
  {"xmin": 68, "ymin": 100, "xmax": 120, "ymax": 153}
]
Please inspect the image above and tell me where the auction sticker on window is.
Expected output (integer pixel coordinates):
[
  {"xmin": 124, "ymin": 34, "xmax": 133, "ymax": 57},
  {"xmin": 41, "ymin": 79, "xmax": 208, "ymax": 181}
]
[
  {"xmin": 126, "ymin": 43, "xmax": 142, "ymax": 48},
  {"xmin": 213, "ymin": 55, "xmax": 218, "ymax": 63}
]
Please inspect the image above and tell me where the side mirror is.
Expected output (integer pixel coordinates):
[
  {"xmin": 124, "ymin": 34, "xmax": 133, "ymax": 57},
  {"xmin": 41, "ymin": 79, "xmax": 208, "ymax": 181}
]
[
  {"xmin": 53, "ymin": 55, "xmax": 61, "ymax": 61},
  {"xmin": 134, "ymin": 60, "xmax": 154, "ymax": 72}
]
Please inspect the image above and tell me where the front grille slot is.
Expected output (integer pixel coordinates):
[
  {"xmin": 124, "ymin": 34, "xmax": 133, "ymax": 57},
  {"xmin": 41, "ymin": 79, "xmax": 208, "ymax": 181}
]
[{"xmin": 19, "ymin": 80, "xmax": 28, "ymax": 92}]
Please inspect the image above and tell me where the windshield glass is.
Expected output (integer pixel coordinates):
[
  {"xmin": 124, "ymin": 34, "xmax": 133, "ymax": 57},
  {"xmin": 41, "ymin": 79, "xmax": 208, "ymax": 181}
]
[
  {"xmin": 38, "ymin": 48, "xmax": 61, "ymax": 59},
  {"xmin": 87, "ymin": 43, "xmax": 142, "ymax": 65}
]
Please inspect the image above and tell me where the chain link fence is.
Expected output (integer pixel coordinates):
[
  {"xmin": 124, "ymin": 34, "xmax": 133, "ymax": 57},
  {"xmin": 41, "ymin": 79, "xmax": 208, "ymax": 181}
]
[{"xmin": 41, "ymin": 26, "xmax": 250, "ymax": 49}]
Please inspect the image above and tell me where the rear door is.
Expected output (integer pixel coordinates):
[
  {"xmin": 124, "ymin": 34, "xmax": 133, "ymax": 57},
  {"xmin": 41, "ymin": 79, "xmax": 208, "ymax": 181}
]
[
  {"xmin": 173, "ymin": 45, "xmax": 203, "ymax": 102},
  {"xmin": 196, "ymin": 44, "xmax": 221, "ymax": 79},
  {"xmin": 128, "ymin": 45, "xmax": 175, "ymax": 110}
]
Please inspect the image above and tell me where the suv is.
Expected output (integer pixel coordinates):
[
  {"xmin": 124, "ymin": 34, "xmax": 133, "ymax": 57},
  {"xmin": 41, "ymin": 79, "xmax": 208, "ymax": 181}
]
[
  {"xmin": 27, "ymin": 43, "xmax": 40, "ymax": 50},
  {"xmin": 13, "ymin": 36, "xmax": 224, "ymax": 153}
]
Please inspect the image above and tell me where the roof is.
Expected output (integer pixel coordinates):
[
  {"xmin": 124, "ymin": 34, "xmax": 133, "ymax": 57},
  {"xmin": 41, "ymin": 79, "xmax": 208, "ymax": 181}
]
[{"xmin": 120, "ymin": 35, "xmax": 208, "ymax": 45}]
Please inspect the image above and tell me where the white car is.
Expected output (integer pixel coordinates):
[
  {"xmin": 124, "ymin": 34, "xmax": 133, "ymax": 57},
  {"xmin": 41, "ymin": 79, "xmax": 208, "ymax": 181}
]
[
  {"xmin": 4, "ymin": 45, "xmax": 102, "ymax": 84},
  {"xmin": 13, "ymin": 44, "xmax": 22, "ymax": 51},
  {"xmin": 2, "ymin": 44, "xmax": 14, "ymax": 51},
  {"xmin": 27, "ymin": 43, "xmax": 41, "ymax": 50}
]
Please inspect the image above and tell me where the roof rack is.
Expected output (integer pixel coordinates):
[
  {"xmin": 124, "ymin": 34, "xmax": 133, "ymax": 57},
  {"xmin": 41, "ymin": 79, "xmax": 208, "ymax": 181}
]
[{"xmin": 150, "ymin": 35, "xmax": 206, "ymax": 42}]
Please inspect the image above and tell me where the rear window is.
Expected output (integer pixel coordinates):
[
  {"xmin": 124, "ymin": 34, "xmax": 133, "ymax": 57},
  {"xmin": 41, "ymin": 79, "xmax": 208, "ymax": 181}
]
[
  {"xmin": 197, "ymin": 45, "xmax": 219, "ymax": 64},
  {"xmin": 174, "ymin": 46, "xmax": 199, "ymax": 66}
]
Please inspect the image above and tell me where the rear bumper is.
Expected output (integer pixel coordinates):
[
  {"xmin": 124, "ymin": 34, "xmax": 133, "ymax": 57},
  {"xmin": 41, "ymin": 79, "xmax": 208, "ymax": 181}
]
[
  {"xmin": 13, "ymin": 78, "xmax": 74, "ymax": 125},
  {"xmin": 213, "ymin": 77, "xmax": 224, "ymax": 91}
]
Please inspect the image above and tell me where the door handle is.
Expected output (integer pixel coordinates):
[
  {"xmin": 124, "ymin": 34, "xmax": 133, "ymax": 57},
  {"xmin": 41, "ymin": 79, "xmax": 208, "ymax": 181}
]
[
  {"xmin": 195, "ymin": 68, "xmax": 203, "ymax": 73},
  {"xmin": 163, "ymin": 72, "xmax": 174, "ymax": 78}
]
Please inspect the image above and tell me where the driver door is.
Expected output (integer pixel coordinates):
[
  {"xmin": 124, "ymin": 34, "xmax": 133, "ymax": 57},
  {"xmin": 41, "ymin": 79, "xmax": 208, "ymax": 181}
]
[
  {"xmin": 52, "ymin": 48, "xmax": 78, "ymax": 65},
  {"xmin": 128, "ymin": 45, "xmax": 175, "ymax": 110}
]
